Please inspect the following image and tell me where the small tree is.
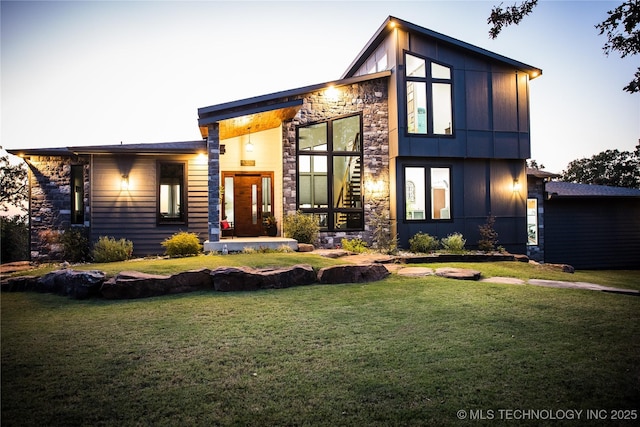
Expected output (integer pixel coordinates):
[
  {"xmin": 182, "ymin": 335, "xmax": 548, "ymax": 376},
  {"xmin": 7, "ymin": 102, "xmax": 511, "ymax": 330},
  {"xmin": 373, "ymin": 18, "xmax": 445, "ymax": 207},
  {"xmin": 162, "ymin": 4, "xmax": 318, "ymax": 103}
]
[
  {"xmin": 0, "ymin": 153, "xmax": 28, "ymax": 213},
  {"xmin": 0, "ymin": 215, "xmax": 29, "ymax": 262},
  {"xmin": 478, "ymin": 215, "xmax": 499, "ymax": 252}
]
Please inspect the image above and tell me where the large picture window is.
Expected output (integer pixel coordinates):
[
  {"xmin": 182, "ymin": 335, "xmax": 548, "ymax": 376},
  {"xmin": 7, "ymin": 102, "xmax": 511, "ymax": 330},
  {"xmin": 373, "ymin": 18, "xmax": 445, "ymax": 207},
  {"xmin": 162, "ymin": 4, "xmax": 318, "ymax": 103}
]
[
  {"xmin": 158, "ymin": 162, "xmax": 186, "ymax": 223},
  {"xmin": 297, "ymin": 114, "xmax": 363, "ymax": 231},
  {"xmin": 405, "ymin": 52, "xmax": 453, "ymax": 136},
  {"xmin": 404, "ymin": 166, "xmax": 451, "ymax": 221}
]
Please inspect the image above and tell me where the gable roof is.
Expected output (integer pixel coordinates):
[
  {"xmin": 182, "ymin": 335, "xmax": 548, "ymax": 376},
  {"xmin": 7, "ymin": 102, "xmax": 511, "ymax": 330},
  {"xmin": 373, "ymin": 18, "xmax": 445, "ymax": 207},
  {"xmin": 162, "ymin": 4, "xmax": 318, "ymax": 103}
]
[
  {"xmin": 342, "ymin": 15, "xmax": 542, "ymax": 79},
  {"xmin": 546, "ymin": 181, "xmax": 640, "ymax": 198}
]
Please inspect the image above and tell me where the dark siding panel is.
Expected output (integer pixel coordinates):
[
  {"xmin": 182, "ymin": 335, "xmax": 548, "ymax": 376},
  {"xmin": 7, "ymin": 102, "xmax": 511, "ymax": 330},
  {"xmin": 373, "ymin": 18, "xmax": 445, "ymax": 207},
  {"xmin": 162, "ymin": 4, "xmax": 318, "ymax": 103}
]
[
  {"xmin": 494, "ymin": 133, "xmax": 520, "ymax": 159},
  {"xmin": 466, "ymin": 131, "xmax": 493, "ymax": 158},
  {"xmin": 517, "ymin": 72, "xmax": 529, "ymax": 131},
  {"xmin": 492, "ymin": 73, "xmax": 518, "ymax": 132},
  {"xmin": 545, "ymin": 199, "xmax": 640, "ymax": 269},
  {"xmin": 466, "ymin": 71, "xmax": 490, "ymax": 130},
  {"xmin": 463, "ymin": 160, "xmax": 488, "ymax": 217}
]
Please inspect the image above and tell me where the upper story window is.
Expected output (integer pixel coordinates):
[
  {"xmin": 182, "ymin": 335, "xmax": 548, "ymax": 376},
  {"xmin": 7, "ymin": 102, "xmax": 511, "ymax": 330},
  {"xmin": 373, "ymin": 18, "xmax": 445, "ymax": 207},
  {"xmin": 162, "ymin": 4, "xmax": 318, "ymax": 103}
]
[
  {"xmin": 405, "ymin": 52, "xmax": 453, "ymax": 136},
  {"xmin": 297, "ymin": 114, "xmax": 363, "ymax": 231},
  {"xmin": 158, "ymin": 162, "xmax": 186, "ymax": 224}
]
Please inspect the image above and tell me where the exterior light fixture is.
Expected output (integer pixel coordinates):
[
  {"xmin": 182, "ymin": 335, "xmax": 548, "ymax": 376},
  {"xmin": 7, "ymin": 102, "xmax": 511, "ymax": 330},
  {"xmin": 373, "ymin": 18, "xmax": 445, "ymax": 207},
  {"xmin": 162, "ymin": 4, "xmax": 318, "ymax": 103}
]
[
  {"xmin": 121, "ymin": 175, "xmax": 129, "ymax": 191},
  {"xmin": 512, "ymin": 178, "xmax": 521, "ymax": 193},
  {"xmin": 325, "ymin": 85, "xmax": 339, "ymax": 101},
  {"xmin": 246, "ymin": 128, "xmax": 254, "ymax": 152}
]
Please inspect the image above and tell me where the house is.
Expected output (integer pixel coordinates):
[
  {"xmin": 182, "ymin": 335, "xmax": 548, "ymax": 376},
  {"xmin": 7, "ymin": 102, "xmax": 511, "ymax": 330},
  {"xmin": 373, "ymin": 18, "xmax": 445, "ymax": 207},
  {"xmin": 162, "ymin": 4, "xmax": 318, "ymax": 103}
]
[
  {"xmin": 10, "ymin": 16, "xmax": 542, "ymax": 259},
  {"xmin": 527, "ymin": 170, "xmax": 640, "ymax": 269}
]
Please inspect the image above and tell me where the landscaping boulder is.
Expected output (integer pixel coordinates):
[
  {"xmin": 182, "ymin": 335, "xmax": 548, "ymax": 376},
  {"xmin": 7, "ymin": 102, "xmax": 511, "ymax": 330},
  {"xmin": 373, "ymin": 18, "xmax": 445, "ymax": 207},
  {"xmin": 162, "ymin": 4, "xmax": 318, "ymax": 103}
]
[
  {"xmin": 1, "ymin": 275, "xmax": 39, "ymax": 292},
  {"xmin": 434, "ymin": 267, "xmax": 481, "ymax": 281},
  {"xmin": 210, "ymin": 264, "xmax": 316, "ymax": 292},
  {"xmin": 100, "ymin": 269, "xmax": 213, "ymax": 299},
  {"xmin": 297, "ymin": 243, "xmax": 314, "ymax": 252},
  {"xmin": 63, "ymin": 270, "xmax": 106, "ymax": 299},
  {"xmin": 317, "ymin": 264, "xmax": 390, "ymax": 284}
]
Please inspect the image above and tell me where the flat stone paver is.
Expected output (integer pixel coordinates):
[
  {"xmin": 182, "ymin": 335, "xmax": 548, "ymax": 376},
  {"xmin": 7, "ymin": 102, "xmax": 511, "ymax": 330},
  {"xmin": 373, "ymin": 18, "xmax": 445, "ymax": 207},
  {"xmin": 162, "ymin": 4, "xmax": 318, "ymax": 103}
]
[
  {"xmin": 481, "ymin": 277, "xmax": 526, "ymax": 285},
  {"xmin": 396, "ymin": 267, "xmax": 434, "ymax": 277},
  {"xmin": 435, "ymin": 267, "xmax": 482, "ymax": 281},
  {"xmin": 527, "ymin": 279, "xmax": 639, "ymax": 295}
]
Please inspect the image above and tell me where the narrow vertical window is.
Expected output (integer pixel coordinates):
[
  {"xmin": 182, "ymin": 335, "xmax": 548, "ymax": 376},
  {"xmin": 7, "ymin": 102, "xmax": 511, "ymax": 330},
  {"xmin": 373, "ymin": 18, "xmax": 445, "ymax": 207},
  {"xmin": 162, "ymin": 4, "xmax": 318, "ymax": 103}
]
[
  {"xmin": 527, "ymin": 198, "xmax": 538, "ymax": 245},
  {"xmin": 405, "ymin": 52, "xmax": 454, "ymax": 136},
  {"xmin": 158, "ymin": 162, "xmax": 186, "ymax": 223},
  {"xmin": 71, "ymin": 165, "xmax": 84, "ymax": 225},
  {"xmin": 430, "ymin": 168, "xmax": 450, "ymax": 219},
  {"xmin": 405, "ymin": 167, "xmax": 425, "ymax": 220}
]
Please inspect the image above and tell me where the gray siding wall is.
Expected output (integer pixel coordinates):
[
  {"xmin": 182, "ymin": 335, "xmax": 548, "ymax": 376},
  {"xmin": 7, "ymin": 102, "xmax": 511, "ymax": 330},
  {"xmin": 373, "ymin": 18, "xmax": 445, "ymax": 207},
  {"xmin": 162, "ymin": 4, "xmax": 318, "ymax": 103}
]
[
  {"xmin": 545, "ymin": 198, "xmax": 640, "ymax": 269},
  {"xmin": 90, "ymin": 154, "xmax": 208, "ymax": 256}
]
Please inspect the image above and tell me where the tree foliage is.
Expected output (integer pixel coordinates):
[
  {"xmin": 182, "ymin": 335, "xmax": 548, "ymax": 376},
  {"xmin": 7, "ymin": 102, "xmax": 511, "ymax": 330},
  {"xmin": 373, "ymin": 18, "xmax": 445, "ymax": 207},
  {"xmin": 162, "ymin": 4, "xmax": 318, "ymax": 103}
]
[
  {"xmin": 488, "ymin": 0, "xmax": 640, "ymax": 93},
  {"xmin": 0, "ymin": 153, "xmax": 28, "ymax": 213},
  {"xmin": 561, "ymin": 146, "xmax": 640, "ymax": 188}
]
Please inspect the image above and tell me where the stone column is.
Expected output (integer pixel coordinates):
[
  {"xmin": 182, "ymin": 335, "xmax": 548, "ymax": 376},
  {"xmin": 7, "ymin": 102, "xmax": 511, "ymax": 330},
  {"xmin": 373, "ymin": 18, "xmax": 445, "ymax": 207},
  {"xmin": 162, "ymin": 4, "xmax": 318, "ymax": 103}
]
[{"xmin": 207, "ymin": 123, "xmax": 220, "ymax": 243}]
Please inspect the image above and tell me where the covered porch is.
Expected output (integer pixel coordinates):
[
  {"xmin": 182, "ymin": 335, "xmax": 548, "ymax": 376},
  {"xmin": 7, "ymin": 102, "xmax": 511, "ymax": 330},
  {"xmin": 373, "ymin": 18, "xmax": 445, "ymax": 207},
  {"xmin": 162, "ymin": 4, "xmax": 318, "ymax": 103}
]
[{"xmin": 204, "ymin": 236, "xmax": 298, "ymax": 253}]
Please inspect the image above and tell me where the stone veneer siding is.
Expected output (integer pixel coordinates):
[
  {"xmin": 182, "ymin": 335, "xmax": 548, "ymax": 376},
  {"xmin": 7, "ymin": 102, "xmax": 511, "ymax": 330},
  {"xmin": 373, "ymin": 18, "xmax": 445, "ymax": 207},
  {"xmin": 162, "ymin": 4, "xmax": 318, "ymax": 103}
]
[
  {"xmin": 25, "ymin": 155, "xmax": 90, "ymax": 260},
  {"xmin": 282, "ymin": 78, "xmax": 390, "ymax": 248}
]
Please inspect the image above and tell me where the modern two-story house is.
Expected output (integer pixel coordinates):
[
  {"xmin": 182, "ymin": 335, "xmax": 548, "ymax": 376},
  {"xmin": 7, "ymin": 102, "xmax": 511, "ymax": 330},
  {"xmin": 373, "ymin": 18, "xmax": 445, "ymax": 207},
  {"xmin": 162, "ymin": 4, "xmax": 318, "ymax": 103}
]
[{"xmin": 10, "ymin": 16, "xmax": 541, "ymax": 259}]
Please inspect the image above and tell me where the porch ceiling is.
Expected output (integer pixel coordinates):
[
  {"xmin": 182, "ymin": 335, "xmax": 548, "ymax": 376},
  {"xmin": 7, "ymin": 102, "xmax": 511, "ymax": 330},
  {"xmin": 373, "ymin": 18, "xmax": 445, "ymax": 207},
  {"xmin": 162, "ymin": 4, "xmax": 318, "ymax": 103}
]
[{"xmin": 219, "ymin": 105, "xmax": 301, "ymax": 140}]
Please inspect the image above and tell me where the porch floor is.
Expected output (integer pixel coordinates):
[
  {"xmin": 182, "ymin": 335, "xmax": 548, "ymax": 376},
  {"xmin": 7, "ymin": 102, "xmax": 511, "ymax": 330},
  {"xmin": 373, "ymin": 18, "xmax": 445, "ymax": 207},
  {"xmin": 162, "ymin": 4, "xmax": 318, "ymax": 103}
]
[{"xmin": 204, "ymin": 237, "xmax": 298, "ymax": 253}]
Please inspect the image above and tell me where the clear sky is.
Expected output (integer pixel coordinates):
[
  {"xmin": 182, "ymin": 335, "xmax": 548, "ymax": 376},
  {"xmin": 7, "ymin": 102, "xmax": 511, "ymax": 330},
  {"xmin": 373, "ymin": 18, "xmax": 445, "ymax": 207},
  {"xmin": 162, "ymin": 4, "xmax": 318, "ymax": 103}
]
[{"xmin": 1, "ymin": 0, "xmax": 638, "ymax": 173}]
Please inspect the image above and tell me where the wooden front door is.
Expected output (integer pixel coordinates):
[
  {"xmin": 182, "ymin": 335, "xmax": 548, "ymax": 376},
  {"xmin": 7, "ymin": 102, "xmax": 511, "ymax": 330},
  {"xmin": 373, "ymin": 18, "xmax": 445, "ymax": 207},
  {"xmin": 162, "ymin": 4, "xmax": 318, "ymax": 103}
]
[{"xmin": 222, "ymin": 172, "xmax": 274, "ymax": 237}]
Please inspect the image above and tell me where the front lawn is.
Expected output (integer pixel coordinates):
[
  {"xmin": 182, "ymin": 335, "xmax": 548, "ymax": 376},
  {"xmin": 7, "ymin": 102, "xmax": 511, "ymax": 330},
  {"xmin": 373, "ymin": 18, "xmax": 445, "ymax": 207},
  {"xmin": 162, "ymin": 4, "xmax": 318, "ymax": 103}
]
[{"xmin": 2, "ymin": 263, "xmax": 639, "ymax": 426}]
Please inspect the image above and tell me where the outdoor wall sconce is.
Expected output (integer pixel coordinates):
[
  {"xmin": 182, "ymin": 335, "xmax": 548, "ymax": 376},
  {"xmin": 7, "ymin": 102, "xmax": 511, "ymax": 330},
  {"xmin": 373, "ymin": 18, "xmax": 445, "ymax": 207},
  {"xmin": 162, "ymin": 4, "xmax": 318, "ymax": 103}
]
[
  {"xmin": 512, "ymin": 178, "xmax": 521, "ymax": 193},
  {"xmin": 121, "ymin": 175, "xmax": 129, "ymax": 191}
]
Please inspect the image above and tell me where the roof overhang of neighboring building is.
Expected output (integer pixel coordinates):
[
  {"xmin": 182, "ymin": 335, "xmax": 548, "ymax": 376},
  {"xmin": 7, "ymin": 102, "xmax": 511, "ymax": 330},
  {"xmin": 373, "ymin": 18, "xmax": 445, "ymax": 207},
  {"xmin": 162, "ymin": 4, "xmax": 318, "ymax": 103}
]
[
  {"xmin": 8, "ymin": 141, "xmax": 206, "ymax": 158},
  {"xmin": 197, "ymin": 70, "xmax": 392, "ymax": 140},
  {"xmin": 341, "ymin": 15, "xmax": 543, "ymax": 80},
  {"xmin": 526, "ymin": 168, "xmax": 560, "ymax": 180},
  {"xmin": 545, "ymin": 181, "xmax": 640, "ymax": 199}
]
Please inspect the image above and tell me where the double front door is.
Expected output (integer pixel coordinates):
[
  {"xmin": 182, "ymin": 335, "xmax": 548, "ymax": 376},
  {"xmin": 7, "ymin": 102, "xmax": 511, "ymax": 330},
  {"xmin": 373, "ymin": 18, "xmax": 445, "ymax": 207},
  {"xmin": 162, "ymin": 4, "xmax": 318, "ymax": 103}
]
[{"xmin": 222, "ymin": 172, "xmax": 274, "ymax": 237}]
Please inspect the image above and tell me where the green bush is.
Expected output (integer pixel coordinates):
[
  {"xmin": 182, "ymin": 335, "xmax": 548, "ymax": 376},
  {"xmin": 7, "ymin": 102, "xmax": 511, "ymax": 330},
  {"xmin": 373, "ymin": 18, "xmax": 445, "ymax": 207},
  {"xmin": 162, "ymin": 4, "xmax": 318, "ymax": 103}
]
[
  {"xmin": 92, "ymin": 236, "xmax": 134, "ymax": 263},
  {"xmin": 408, "ymin": 232, "xmax": 439, "ymax": 253},
  {"xmin": 60, "ymin": 227, "xmax": 91, "ymax": 262},
  {"xmin": 161, "ymin": 231, "xmax": 202, "ymax": 257},
  {"xmin": 341, "ymin": 237, "xmax": 368, "ymax": 253},
  {"xmin": 283, "ymin": 211, "xmax": 319, "ymax": 245},
  {"xmin": 441, "ymin": 232, "xmax": 466, "ymax": 254}
]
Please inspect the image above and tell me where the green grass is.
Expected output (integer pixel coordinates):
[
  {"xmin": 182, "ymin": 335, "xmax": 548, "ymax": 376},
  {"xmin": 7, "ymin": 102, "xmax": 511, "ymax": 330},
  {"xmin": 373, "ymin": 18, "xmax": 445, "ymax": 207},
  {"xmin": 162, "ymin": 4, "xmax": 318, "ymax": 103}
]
[{"xmin": 2, "ymin": 267, "xmax": 639, "ymax": 426}]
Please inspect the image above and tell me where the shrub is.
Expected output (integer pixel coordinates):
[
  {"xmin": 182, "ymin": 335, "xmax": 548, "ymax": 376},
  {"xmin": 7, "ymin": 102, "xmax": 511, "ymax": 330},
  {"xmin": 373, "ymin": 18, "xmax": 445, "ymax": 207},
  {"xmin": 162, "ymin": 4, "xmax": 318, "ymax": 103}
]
[
  {"xmin": 283, "ymin": 211, "xmax": 319, "ymax": 245},
  {"xmin": 370, "ymin": 211, "xmax": 397, "ymax": 254},
  {"xmin": 478, "ymin": 215, "xmax": 499, "ymax": 252},
  {"xmin": 161, "ymin": 231, "xmax": 202, "ymax": 257},
  {"xmin": 60, "ymin": 227, "xmax": 91, "ymax": 262},
  {"xmin": 441, "ymin": 232, "xmax": 466, "ymax": 254},
  {"xmin": 341, "ymin": 237, "xmax": 368, "ymax": 254},
  {"xmin": 92, "ymin": 236, "xmax": 133, "ymax": 263},
  {"xmin": 408, "ymin": 232, "xmax": 439, "ymax": 253}
]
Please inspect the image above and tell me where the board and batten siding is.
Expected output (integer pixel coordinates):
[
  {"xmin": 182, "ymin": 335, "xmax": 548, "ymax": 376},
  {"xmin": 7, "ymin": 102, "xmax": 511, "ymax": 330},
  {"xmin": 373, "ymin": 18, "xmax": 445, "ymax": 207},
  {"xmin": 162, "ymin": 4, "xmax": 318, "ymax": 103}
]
[
  {"xmin": 544, "ymin": 198, "xmax": 640, "ymax": 269},
  {"xmin": 90, "ymin": 154, "xmax": 208, "ymax": 256}
]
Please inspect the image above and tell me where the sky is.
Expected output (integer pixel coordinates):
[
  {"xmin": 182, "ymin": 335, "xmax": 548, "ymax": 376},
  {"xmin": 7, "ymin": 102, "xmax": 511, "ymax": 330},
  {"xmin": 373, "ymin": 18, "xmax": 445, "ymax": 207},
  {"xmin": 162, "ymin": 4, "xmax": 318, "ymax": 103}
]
[{"xmin": 1, "ymin": 0, "xmax": 638, "ymax": 173}]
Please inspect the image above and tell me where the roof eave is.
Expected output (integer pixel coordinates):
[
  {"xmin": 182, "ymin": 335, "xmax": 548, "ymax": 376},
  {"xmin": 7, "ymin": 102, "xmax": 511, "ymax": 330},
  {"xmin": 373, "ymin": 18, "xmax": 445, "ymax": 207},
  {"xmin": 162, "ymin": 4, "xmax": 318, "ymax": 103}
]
[{"xmin": 342, "ymin": 15, "xmax": 542, "ymax": 79}]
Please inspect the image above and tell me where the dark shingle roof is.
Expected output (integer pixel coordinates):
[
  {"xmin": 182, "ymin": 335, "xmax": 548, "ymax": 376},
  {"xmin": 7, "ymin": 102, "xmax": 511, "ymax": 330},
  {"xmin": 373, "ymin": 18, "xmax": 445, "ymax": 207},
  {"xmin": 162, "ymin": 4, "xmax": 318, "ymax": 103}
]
[{"xmin": 546, "ymin": 181, "xmax": 640, "ymax": 198}]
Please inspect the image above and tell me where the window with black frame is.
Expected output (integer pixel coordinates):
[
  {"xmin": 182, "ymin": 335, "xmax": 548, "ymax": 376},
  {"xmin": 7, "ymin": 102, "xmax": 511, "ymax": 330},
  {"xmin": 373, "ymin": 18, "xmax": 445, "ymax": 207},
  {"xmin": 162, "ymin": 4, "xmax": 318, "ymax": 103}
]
[
  {"xmin": 158, "ymin": 162, "xmax": 186, "ymax": 223},
  {"xmin": 405, "ymin": 52, "xmax": 453, "ymax": 136},
  {"xmin": 297, "ymin": 114, "xmax": 363, "ymax": 231},
  {"xmin": 404, "ymin": 166, "xmax": 451, "ymax": 221}
]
